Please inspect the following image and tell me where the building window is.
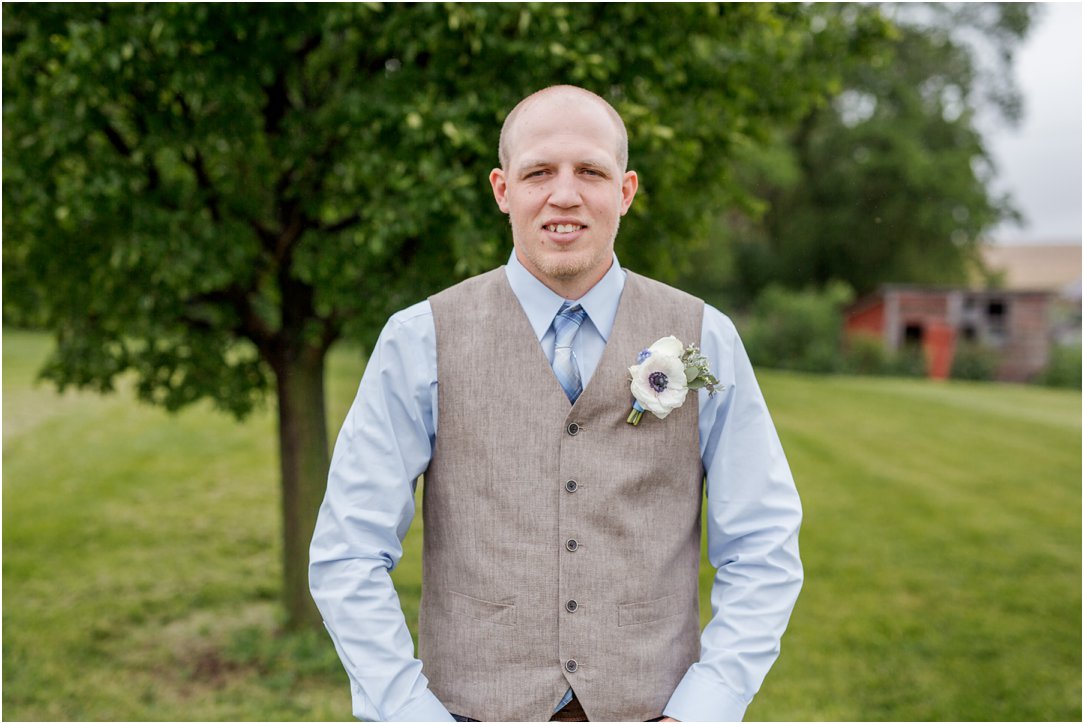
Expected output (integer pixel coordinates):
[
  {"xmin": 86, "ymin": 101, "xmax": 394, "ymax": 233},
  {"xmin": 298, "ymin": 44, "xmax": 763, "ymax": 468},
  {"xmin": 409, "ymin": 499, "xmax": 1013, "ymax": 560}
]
[{"xmin": 986, "ymin": 299, "xmax": 1007, "ymax": 343}]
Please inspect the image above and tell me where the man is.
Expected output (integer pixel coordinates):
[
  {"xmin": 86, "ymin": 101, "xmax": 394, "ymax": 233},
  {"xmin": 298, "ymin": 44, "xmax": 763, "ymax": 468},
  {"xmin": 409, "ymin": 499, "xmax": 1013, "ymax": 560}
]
[{"xmin": 309, "ymin": 85, "xmax": 802, "ymax": 722}]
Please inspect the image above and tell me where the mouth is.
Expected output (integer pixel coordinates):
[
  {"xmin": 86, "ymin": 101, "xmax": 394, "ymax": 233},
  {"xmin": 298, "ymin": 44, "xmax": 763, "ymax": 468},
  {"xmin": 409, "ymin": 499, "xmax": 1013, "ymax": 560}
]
[{"xmin": 543, "ymin": 223, "xmax": 587, "ymax": 234}]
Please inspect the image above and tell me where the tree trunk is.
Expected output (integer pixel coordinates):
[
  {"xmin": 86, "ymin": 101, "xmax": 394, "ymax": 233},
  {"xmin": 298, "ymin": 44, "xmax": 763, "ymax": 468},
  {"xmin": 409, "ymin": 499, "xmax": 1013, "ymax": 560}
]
[{"xmin": 274, "ymin": 345, "xmax": 330, "ymax": 630}]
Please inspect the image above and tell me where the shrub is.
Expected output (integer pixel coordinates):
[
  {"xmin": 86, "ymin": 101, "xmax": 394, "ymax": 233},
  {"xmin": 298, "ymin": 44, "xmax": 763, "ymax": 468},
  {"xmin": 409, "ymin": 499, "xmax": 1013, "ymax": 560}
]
[
  {"xmin": 1039, "ymin": 344, "xmax": 1082, "ymax": 388},
  {"xmin": 842, "ymin": 334, "xmax": 891, "ymax": 375},
  {"xmin": 742, "ymin": 281, "xmax": 854, "ymax": 373},
  {"xmin": 842, "ymin": 334, "xmax": 927, "ymax": 378},
  {"xmin": 889, "ymin": 343, "xmax": 928, "ymax": 378},
  {"xmin": 950, "ymin": 341, "xmax": 999, "ymax": 381}
]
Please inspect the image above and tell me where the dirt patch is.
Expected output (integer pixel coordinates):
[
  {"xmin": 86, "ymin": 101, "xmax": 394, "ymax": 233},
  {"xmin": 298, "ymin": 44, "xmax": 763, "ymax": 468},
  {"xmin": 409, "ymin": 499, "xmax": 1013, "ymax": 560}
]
[{"xmin": 187, "ymin": 647, "xmax": 246, "ymax": 686}]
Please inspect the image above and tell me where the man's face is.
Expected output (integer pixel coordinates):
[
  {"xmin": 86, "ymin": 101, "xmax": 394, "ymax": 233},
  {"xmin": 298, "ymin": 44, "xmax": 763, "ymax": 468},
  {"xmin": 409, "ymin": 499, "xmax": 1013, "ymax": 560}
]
[{"xmin": 490, "ymin": 96, "xmax": 638, "ymax": 298}]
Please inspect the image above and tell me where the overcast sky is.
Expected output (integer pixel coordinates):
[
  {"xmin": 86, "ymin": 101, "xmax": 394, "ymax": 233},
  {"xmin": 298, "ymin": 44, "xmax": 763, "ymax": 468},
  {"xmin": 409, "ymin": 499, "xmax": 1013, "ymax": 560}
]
[{"xmin": 985, "ymin": 2, "xmax": 1082, "ymax": 244}]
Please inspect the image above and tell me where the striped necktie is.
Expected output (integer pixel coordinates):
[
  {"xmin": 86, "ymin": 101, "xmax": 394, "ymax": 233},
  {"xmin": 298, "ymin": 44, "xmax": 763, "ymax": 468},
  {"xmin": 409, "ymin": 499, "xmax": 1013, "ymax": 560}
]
[{"xmin": 551, "ymin": 302, "xmax": 587, "ymax": 403}]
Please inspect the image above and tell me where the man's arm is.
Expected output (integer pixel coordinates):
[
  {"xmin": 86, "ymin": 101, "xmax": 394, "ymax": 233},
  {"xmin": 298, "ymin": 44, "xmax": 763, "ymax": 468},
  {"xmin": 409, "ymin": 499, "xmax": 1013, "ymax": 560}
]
[
  {"xmin": 664, "ymin": 305, "xmax": 804, "ymax": 722},
  {"xmin": 308, "ymin": 302, "xmax": 454, "ymax": 722}
]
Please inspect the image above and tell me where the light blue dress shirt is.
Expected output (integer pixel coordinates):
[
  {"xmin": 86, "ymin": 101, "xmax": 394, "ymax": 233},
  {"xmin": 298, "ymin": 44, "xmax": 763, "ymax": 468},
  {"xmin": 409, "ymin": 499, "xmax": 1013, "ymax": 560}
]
[{"xmin": 309, "ymin": 252, "xmax": 803, "ymax": 722}]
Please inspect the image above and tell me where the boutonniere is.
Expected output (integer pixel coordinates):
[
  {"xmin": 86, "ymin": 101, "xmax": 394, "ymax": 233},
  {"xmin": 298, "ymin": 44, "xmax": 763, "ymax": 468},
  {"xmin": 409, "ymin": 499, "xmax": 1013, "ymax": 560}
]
[{"xmin": 626, "ymin": 335, "xmax": 721, "ymax": 425}]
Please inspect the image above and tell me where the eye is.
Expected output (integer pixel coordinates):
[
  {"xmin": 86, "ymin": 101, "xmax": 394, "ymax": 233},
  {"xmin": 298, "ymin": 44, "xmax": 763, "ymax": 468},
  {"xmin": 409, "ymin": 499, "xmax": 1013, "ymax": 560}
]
[{"xmin": 524, "ymin": 169, "xmax": 549, "ymax": 179}]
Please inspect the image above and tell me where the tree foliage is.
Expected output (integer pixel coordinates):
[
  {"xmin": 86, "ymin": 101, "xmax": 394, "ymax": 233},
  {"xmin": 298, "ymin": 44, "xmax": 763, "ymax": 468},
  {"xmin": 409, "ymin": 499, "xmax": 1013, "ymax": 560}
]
[
  {"xmin": 3, "ymin": 3, "xmax": 888, "ymax": 628},
  {"xmin": 3, "ymin": 2, "xmax": 889, "ymax": 411},
  {"xmin": 714, "ymin": 3, "xmax": 1035, "ymax": 303}
]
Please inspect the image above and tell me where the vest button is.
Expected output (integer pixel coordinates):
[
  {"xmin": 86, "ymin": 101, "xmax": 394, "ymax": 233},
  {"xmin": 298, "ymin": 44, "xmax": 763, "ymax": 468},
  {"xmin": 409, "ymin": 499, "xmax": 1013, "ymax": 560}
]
[
  {"xmin": 566, "ymin": 422, "xmax": 580, "ymax": 436},
  {"xmin": 565, "ymin": 659, "xmax": 578, "ymax": 673},
  {"xmin": 566, "ymin": 599, "xmax": 578, "ymax": 613},
  {"xmin": 564, "ymin": 479, "xmax": 578, "ymax": 493},
  {"xmin": 565, "ymin": 539, "xmax": 578, "ymax": 552}
]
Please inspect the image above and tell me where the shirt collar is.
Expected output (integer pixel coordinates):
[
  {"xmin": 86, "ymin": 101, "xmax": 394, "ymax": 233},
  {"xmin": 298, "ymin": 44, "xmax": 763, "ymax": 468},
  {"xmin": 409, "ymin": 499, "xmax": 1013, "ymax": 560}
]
[{"xmin": 504, "ymin": 250, "xmax": 627, "ymax": 342}]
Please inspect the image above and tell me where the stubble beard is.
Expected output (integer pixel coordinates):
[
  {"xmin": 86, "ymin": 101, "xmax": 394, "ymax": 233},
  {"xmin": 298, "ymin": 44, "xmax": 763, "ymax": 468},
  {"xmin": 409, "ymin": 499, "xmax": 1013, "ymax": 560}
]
[{"xmin": 514, "ymin": 216, "xmax": 621, "ymax": 283}]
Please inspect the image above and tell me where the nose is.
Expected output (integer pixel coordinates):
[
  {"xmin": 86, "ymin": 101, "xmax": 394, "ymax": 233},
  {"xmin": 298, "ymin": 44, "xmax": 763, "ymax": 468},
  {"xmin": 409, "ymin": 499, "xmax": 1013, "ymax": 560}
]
[{"xmin": 547, "ymin": 169, "xmax": 583, "ymax": 208}]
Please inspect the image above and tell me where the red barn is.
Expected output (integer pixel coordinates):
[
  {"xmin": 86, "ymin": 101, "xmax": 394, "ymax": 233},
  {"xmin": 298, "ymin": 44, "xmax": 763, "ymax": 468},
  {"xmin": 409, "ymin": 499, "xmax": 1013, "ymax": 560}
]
[{"xmin": 845, "ymin": 285, "xmax": 1054, "ymax": 382}]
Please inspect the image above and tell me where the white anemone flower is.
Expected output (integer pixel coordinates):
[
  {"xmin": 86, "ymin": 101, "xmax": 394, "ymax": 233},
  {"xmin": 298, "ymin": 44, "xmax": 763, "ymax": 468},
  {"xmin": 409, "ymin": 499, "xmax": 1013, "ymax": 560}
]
[
  {"xmin": 646, "ymin": 335, "xmax": 684, "ymax": 359},
  {"xmin": 628, "ymin": 342, "xmax": 689, "ymax": 419}
]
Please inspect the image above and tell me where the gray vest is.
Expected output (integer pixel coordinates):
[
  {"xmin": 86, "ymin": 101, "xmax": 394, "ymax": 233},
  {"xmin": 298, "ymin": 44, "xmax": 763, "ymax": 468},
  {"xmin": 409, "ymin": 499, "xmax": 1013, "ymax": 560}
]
[{"xmin": 422, "ymin": 268, "xmax": 705, "ymax": 721}]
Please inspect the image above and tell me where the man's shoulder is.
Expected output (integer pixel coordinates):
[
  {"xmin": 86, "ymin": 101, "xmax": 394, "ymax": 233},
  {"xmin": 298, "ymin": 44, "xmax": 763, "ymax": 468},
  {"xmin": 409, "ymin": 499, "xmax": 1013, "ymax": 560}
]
[
  {"xmin": 429, "ymin": 267, "xmax": 506, "ymax": 306},
  {"xmin": 366, "ymin": 300, "xmax": 436, "ymax": 373},
  {"xmin": 428, "ymin": 268, "xmax": 510, "ymax": 324},
  {"xmin": 385, "ymin": 299, "xmax": 435, "ymax": 341},
  {"xmin": 385, "ymin": 268, "xmax": 505, "ymax": 333},
  {"xmin": 624, "ymin": 271, "xmax": 741, "ymax": 341},
  {"xmin": 624, "ymin": 269, "xmax": 705, "ymax": 309}
]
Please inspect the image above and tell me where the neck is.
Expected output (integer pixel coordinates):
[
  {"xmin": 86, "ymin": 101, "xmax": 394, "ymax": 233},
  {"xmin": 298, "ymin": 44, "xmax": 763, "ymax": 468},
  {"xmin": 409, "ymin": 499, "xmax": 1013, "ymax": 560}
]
[{"xmin": 515, "ymin": 250, "xmax": 612, "ymax": 300}]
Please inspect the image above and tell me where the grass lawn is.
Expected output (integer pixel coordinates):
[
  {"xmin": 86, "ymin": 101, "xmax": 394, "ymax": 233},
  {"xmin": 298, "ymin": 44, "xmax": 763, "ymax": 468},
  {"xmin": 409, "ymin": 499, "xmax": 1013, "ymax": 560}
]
[{"xmin": 3, "ymin": 329, "xmax": 1080, "ymax": 720}]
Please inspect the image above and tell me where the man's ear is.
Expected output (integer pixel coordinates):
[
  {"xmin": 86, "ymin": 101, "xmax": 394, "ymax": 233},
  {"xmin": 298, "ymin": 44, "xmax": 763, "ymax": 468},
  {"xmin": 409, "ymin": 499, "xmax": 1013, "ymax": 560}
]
[
  {"xmin": 619, "ymin": 170, "xmax": 639, "ymax": 215},
  {"xmin": 489, "ymin": 168, "xmax": 510, "ymax": 213}
]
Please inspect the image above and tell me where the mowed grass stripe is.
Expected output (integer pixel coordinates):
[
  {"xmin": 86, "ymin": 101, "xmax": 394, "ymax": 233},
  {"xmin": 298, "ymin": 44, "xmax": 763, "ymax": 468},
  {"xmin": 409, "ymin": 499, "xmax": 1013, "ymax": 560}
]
[
  {"xmin": 3, "ymin": 330, "xmax": 1080, "ymax": 721},
  {"xmin": 751, "ymin": 372, "xmax": 1080, "ymax": 721}
]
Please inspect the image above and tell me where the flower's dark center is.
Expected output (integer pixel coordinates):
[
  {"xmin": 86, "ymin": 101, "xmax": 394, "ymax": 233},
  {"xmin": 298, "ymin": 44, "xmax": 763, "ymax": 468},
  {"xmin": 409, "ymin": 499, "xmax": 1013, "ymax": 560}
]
[{"xmin": 648, "ymin": 371, "xmax": 669, "ymax": 393}]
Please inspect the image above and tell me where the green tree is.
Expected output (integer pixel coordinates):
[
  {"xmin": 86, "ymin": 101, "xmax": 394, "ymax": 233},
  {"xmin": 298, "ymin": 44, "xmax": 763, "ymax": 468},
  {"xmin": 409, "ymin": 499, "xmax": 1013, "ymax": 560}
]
[
  {"xmin": 722, "ymin": 3, "xmax": 1034, "ymax": 303},
  {"xmin": 2, "ymin": 3, "xmax": 885, "ymax": 628}
]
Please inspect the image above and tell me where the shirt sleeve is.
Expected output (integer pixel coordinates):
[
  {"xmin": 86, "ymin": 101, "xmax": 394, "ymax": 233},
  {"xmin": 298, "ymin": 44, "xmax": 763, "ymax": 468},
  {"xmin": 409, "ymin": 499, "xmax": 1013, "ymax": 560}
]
[
  {"xmin": 308, "ymin": 301, "xmax": 454, "ymax": 722},
  {"xmin": 664, "ymin": 304, "xmax": 804, "ymax": 722}
]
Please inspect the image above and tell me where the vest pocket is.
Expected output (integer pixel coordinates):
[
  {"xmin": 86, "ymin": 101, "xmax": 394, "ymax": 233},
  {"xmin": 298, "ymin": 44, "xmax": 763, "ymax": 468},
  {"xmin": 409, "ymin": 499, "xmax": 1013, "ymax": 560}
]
[
  {"xmin": 445, "ymin": 589, "xmax": 517, "ymax": 627},
  {"xmin": 617, "ymin": 592, "xmax": 682, "ymax": 627}
]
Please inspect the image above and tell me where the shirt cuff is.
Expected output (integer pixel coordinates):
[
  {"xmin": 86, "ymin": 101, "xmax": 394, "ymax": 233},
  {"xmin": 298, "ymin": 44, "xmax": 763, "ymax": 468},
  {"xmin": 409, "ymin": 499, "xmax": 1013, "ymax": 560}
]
[
  {"xmin": 384, "ymin": 688, "xmax": 455, "ymax": 722},
  {"xmin": 663, "ymin": 667, "xmax": 750, "ymax": 722}
]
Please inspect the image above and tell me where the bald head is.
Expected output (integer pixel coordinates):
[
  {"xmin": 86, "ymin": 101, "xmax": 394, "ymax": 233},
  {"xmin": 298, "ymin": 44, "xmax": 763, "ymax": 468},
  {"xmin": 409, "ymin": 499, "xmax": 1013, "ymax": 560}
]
[{"xmin": 498, "ymin": 85, "xmax": 629, "ymax": 172}]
